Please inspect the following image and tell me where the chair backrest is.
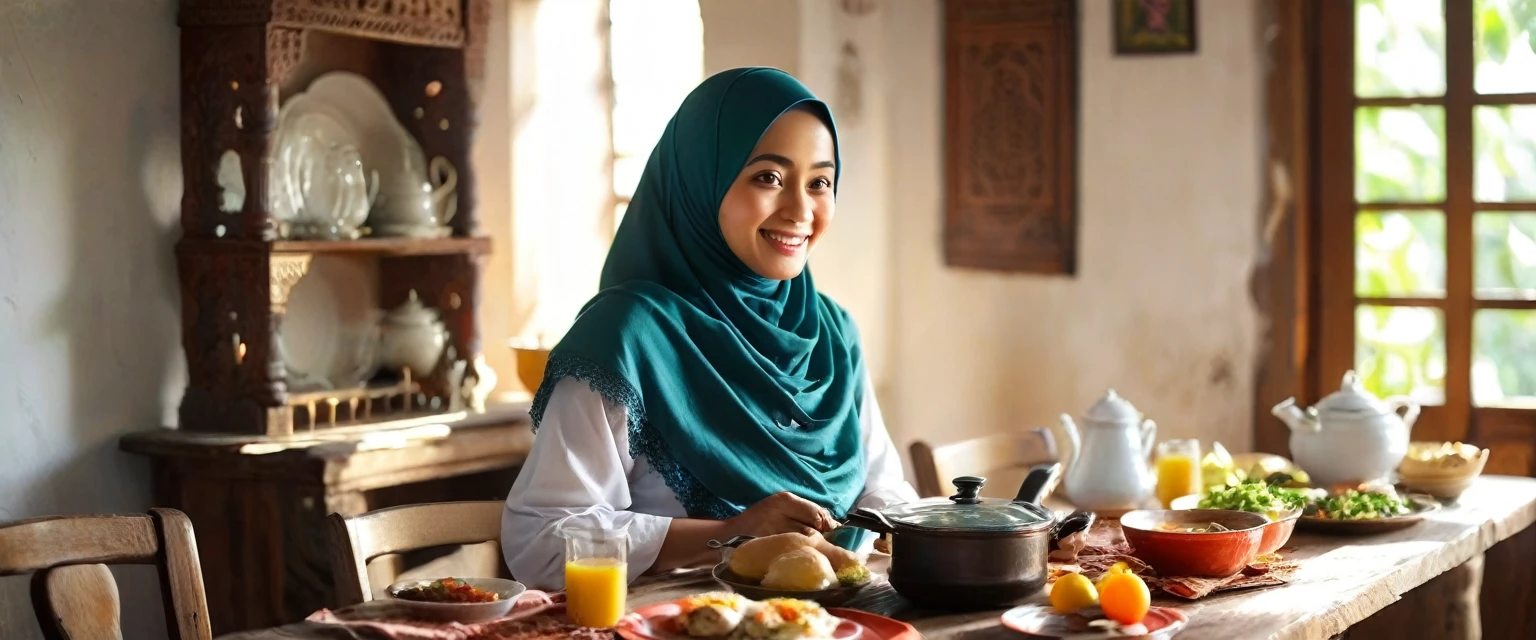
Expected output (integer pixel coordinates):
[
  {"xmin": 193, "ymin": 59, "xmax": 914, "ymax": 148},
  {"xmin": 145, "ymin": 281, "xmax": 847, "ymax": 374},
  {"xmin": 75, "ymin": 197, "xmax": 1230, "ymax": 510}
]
[
  {"xmin": 327, "ymin": 500, "xmax": 505, "ymax": 606},
  {"xmin": 0, "ymin": 508, "xmax": 212, "ymax": 640},
  {"xmin": 909, "ymin": 428, "xmax": 1058, "ymax": 498}
]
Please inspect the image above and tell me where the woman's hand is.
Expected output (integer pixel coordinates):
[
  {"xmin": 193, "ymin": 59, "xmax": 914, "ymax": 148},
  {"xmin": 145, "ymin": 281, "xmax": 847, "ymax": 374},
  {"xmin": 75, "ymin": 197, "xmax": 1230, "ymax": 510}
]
[
  {"xmin": 725, "ymin": 492, "xmax": 836, "ymax": 538},
  {"xmin": 650, "ymin": 493, "xmax": 835, "ymax": 574}
]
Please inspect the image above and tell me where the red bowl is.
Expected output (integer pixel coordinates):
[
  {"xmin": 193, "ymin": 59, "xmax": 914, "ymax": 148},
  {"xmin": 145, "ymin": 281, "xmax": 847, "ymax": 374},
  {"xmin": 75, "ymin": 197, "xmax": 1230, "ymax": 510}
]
[
  {"xmin": 1259, "ymin": 509, "xmax": 1301, "ymax": 555},
  {"xmin": 1120, "ymin": 509, "xmax": 1267, "ymax": 578}
]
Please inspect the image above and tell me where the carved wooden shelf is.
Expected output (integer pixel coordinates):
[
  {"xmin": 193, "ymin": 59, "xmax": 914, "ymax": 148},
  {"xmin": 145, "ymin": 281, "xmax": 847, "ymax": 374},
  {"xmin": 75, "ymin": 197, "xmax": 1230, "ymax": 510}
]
[
  {"xmin": 272, "ymin": 237, "xmax": 492, "ymax": 256},
  {"xmin": 170, "ymin": 0, "xmax": 493, "ymax": 436},
  {"xmin": 179, "ymin": 0, "xmax": 470, "ymax": 49}
]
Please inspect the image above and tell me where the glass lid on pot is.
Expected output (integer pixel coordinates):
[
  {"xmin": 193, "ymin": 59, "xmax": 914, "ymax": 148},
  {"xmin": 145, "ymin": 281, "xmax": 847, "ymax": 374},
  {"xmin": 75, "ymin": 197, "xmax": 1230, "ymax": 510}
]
[{"xmin": 876, "ymin": 476, "xmax": 1055, "ymax": 534}]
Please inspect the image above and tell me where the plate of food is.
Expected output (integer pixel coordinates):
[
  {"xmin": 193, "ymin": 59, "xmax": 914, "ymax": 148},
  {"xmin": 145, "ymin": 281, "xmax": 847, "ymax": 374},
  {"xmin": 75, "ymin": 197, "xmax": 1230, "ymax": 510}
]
[
  {"xmin": 1001, "ymin": 604, "xmax": 1188, "ymax": 639},
  {"xmin": 617, "ymin": 593, "xmax": 863, "ymax": 640},
  {"xmin": 707, "ymin": 532, "xmax": 875, "ymax": 606},
  {"xmin": 382, "ymin": 577, "xmax": 526, "ymax": 623},
  {"xmin": 1295, "ymin": 486, "xmax": 1440, "ymax": 534}
]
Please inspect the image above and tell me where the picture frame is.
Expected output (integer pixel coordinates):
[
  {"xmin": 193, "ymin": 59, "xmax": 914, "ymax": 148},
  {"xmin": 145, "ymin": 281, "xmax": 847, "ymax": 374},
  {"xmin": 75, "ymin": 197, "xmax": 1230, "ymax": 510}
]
[{"xmin": 1114, "ymin": 0, "xmax": 1197, "ymax": 55}]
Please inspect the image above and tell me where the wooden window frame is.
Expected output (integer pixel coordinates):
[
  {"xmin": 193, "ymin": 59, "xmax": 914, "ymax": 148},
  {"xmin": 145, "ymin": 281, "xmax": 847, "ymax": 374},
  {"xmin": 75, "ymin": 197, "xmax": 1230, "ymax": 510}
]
[{"xmin": 1255, "ymin": 0, "xmax": 1536, "ymax": 476}]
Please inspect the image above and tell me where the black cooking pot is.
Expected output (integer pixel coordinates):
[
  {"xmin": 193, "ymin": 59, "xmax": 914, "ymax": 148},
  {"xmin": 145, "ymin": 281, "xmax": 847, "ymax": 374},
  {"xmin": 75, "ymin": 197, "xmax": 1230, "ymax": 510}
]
[{"xmin": 843, "ymin": 463, "xmax": 1094, "ymax": 609}]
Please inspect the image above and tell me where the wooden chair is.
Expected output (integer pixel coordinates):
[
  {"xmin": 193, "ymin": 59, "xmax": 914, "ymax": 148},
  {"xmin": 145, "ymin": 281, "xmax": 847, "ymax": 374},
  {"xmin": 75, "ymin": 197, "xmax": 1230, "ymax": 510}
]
[
  {"xmin": 327, "ymin": 500, "xmax": 505, "ymax": 606},
  {"xmin": 0, "ymin": 508, "xmax": 212, "ymax": 640},
  {"xmin": 909, "ymin": 428, "xmax": 1059, "ymax": 498}
]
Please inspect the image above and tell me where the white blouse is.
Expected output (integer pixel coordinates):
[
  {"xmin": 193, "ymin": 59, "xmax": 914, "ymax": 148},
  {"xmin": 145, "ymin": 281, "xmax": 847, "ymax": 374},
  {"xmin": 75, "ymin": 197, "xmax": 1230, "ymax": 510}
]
[{"xmin": 501, "ymin": 372, "xmax": 918, "ymax": 590}]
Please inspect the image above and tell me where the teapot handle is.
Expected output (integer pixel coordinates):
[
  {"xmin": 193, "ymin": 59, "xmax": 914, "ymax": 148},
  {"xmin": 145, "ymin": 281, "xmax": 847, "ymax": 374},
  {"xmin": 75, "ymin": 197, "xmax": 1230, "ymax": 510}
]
[
  {"xmin": 1141, "ymin": 419, "xmax": 1157, "ymax": 459},
  {"xmin": 1384, "ymin": 396, "xmax": 1421, "ymax": 431}
]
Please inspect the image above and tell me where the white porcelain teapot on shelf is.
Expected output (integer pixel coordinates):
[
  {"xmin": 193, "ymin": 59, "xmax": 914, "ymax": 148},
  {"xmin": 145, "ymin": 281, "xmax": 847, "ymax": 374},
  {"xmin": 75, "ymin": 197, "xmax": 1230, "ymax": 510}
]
[
  {"xmin": 1052, "ymin": 389, "xmax": 1156, "ymax": 514},
  {"xmin": 1272, "ymin": 371, "xmax": 1420, "ymax": 488}
]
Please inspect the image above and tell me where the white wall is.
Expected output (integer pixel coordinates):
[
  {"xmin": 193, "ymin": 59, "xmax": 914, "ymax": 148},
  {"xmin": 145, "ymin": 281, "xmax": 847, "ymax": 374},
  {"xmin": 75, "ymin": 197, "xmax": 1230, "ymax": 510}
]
[
  {"xmin": 0, "ymin": 1, "xmax": 183, "ymax": 637},
  {"xmin": 881, "ymin": 0, "xmax": 1264, "ymax": 459},
  {"xmin": 699, "ymin": 0, "xmax": 1265, "ymax": 462}
]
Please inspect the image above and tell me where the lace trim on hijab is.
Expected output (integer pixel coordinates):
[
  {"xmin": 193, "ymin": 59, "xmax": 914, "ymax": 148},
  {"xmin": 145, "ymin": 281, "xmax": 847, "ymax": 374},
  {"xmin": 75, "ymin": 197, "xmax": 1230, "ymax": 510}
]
[{"xmin": 530, "ymin": 352, "xmax": 737, "ymax": 520}]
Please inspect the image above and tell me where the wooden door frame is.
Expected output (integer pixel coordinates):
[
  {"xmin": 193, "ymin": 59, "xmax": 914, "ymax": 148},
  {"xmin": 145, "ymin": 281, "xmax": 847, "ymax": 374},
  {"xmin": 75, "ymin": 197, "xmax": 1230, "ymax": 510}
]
[{"xmin": 1252, "ymin": 0, "xmax": 1318, "ymax": 458}]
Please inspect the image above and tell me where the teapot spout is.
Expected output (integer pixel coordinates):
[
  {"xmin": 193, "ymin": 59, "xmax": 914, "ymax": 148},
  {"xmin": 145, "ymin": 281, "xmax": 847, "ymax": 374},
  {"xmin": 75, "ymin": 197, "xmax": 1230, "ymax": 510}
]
[{"xmin": 1271, "ymin": 398, "xmax": 1318, "ymax": 432}]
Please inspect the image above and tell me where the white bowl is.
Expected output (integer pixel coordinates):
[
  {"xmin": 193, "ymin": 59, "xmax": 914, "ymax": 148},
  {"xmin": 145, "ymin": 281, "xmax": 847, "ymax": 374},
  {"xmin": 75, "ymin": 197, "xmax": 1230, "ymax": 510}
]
[{"xmin": 384, "ymin": 577, "xmax": 526, "ymax": 623}]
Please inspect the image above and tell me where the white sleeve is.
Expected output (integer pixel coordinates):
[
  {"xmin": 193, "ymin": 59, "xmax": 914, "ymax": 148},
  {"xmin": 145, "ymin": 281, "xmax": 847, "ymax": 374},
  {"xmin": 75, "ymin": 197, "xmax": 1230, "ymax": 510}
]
[
  {"xmin": 856, "ymin": 370, "xmax": 919, "ymax": 510},
  {"xmin": 501, "ymin": 378, "xmax": 673, "ymax": 590}
]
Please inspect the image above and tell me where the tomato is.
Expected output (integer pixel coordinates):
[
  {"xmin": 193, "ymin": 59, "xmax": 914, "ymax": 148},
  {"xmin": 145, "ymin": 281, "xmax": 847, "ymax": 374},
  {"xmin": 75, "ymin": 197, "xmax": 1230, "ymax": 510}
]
[
  {"xmin": 1048, "ymin": 573, "xmax": 1098, "ymax": 613},
  {"xmin": 1098, "ymin": 572, "xmax": 1151, "ymax": 626}
]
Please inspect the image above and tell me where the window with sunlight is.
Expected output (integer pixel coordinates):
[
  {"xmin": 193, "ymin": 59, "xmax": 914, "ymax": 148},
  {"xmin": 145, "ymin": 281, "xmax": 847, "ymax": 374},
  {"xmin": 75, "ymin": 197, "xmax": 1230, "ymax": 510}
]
[{"xmin": 608, "ymin": 0, "xmax": 705, "ymax": 231}]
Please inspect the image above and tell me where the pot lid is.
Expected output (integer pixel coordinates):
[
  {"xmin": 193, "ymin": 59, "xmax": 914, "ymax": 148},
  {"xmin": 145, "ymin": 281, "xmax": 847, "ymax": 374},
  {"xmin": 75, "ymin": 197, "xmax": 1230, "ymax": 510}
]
[
  {"xmin": 1314, "ymin": 371, "xmax": 1390, "ymax": 415},
  {"xmin": 1083, "ymin": 389, "xmax": 1142, "ymax": 425},
  {"xmin": 874, "ymin": 477, "xmax": 1054, "ymax": 534},
  {"xmin": 383, "ymin": 290, "xmax": 442, "ymax": 327}
]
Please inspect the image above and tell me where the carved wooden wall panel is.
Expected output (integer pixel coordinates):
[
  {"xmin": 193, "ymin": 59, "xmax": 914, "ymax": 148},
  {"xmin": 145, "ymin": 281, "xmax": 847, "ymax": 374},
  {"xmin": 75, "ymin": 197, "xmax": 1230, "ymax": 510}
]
[{"xmin": 944, "ymin": 0, "xmax": 1078, "ymax": 274}]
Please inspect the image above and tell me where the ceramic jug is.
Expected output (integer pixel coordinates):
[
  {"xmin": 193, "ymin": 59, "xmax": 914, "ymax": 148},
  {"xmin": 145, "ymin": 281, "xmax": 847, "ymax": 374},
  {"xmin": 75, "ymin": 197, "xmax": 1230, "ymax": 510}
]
[{"xmin": 1054, "ymin": 390, "xmax": 1157, "ymax": 513}]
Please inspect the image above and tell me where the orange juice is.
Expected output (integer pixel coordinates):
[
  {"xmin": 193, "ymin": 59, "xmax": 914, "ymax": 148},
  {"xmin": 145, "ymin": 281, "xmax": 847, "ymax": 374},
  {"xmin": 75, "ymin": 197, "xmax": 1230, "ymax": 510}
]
[
  {"xmin": 564, "ymin": 557, "xmax": 627, "ymax": 627},
  {"xmin": 1156, "ymin": 454, "xmax": 1200, "ymax": 508}
]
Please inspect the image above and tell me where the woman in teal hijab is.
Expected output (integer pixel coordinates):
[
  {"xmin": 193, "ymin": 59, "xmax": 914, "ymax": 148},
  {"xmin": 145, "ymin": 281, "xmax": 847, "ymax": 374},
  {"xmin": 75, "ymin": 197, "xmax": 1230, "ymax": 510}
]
[{"xmin": 502, "ymin": 68, "xmax": 916, "ymax": 589}]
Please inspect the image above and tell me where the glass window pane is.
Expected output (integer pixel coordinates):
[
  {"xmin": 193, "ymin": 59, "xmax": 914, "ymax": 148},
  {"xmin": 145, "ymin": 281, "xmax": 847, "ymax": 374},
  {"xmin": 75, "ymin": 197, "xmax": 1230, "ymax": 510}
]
[
  {"xmin": 1356, "ymin": 212, "xmax": 1446, "ymax": 297},
  {"xmin": 1474, "ymin": 212, "xmax": 1536, "ymax": 299},
  {"xmin": 1355, "ymin": 305, "xmax": 1446, "ymax": 405},
  {"xmin": 610, "ymin": 0, "xmax": 703, "ymax": 159},
  {"xmin": 613, "ymin": 201, "xmax": 629, "ymax": 235},
  {"xmin": 1473, "ymin": 309, "xmax": 1536, "ymax": 407},
  {"xmin": 1356, "ymin": 106, "xmax": 1447, "ymax": 203},
  {"xmin": 1355, "ymin": 0, "xmax": 1446, "ymax": 98},
  {"xmin": 613, "ymin": 155, "xmax": 645, "ymax": 200},
  {"xmin": 1474, "ymin": 105, "xmax": 1536, "ymax": 202},
  {"xmin": 1474, "ymin": 0, "xmax": 1536, "ymax": 94}
]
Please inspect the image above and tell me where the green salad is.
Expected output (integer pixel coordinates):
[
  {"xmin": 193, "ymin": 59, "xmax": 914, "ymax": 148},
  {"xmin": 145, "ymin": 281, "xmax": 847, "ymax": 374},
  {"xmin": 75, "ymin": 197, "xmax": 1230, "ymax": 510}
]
[
  {"xmin": 1197, "ymin": 480, "xmax": 1310, "ymax": 519},
  {"xmin": 1307, "ymin": 490, "xmax": 1411, "ymax": 520}
]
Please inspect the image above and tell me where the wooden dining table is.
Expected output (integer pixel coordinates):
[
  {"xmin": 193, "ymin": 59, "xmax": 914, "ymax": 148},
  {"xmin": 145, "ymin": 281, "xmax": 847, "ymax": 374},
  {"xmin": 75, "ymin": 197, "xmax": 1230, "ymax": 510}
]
[{"xmin": 219, "ymin": 476, "xmax": 1536, "ymax": 640}]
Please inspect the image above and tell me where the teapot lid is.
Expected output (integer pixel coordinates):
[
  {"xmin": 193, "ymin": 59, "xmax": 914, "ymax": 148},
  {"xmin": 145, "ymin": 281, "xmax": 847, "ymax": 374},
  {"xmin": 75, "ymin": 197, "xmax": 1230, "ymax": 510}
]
[
  {"xmin": 1084, "ymin": 389, "xmax": 1142, "ymax": 424},
  {"xmin": 383, "ymin": 290, "xmax": 441, "ymax": 326},
  {"xmin": 1315, "ymin": 371, "xmax": 1389, "ymax": 415}
]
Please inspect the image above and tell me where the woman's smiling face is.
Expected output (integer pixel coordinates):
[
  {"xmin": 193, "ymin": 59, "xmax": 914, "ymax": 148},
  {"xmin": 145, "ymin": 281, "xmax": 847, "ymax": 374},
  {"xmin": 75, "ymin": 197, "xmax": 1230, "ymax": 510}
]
[{"xmin": 717, "ymin": 108, "xmax": 837, "ymax": 281}]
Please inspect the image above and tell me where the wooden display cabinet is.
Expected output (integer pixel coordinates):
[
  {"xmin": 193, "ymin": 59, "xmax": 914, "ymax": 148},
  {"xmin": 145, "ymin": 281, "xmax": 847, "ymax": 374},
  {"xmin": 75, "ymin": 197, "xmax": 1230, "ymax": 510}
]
[
  {"xmin": 175, "ymin": 0, "xmax": 494, "ymax": 436},
  {"xmin": 121, "ymin": 2, "xmax": 532, "ymax": 634}
]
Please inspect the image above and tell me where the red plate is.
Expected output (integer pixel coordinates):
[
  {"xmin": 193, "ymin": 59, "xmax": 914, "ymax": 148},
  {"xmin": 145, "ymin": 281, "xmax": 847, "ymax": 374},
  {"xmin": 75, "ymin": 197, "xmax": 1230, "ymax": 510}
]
[
  {"xmin": 617, "ymin": 602, "xmax": 865, "ymax": 640},
  {"xmin": 1000, "ymin": 604, "xmax": 1188, "ymax": 638}
]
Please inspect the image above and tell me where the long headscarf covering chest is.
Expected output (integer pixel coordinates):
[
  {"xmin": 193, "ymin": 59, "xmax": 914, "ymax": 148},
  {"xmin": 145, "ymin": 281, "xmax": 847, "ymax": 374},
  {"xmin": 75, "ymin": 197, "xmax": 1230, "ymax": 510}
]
[{"xmin": 528, "ymin": 68, "xmax": 865, "ymax": 520}]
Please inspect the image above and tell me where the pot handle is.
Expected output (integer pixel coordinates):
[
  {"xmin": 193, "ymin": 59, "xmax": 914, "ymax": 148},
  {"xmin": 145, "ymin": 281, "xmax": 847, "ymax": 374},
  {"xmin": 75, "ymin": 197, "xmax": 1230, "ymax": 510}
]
[
  {"xmin": 1013, "ymin": 462, "xmax": 1065, "ymax": 505},
  {"xmin": 840, "ymin": 507, "xmax": 898, "ymax": 535},
  {"xmin": 1049, "ymin": 510, "xmax": 1096, "ymax": 549}
]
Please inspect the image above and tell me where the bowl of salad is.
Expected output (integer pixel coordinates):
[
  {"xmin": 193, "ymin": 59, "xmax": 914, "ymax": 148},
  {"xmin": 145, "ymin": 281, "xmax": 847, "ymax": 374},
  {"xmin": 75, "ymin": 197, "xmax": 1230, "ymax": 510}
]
[
  {"xmin": 1189, "ymin": 481, "xmax": 1313, "ymax": 554},
  {"xmin": 384, "ymin": 577, "xmax": 527, "ymax": 623}
]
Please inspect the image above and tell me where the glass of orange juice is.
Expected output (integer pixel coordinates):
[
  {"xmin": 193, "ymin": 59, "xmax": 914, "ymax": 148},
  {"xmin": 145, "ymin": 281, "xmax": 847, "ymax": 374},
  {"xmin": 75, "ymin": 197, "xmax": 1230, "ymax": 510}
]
[
  {"xmin": 560, "ymin": 518, "xmax": 629, "ymax": 628},
  {"xmin": 1155, "ymin": 438, "xmax": 1202, "ymax": 508}
]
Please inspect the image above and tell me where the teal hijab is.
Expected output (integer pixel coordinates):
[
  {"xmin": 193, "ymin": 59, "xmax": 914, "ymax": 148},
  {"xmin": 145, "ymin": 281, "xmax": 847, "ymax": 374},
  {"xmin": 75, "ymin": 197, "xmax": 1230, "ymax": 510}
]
[{"xmin": 530, "ymin": 68, "xmax": 865, "ymax": 521}]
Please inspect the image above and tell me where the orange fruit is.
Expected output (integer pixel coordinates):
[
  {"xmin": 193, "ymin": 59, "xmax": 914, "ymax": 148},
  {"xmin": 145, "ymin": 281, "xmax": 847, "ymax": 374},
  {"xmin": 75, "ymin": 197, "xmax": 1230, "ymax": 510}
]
[{"xmin": 1098, "ymin": 572, "xmax": 1150, "ymax": 626}]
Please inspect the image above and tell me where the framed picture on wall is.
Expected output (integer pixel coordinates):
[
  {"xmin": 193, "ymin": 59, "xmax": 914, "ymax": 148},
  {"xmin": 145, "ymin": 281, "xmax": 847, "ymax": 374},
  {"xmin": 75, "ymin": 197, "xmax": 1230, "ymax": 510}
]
[{"xmin": 1114, "ymin": 0, "xmax": 1197, "ymax": 55}]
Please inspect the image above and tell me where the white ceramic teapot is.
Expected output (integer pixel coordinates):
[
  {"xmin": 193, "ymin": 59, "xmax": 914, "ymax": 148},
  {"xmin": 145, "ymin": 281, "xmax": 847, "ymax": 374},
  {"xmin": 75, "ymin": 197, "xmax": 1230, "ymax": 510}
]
[
  {"xmin": 378, "ymin": 290, "xmax": 449, "ymax": 376},
  {"xmin": 373, "ymin": 156, "xmax": 457, "ymax": 237},
  {"xmin": 1272, "ymin": 371, "xmax": 1420, "ymax": 488},
  {"xmin": 1054, "ymin": 390, "xmax": 1157, "ymax": 513}
]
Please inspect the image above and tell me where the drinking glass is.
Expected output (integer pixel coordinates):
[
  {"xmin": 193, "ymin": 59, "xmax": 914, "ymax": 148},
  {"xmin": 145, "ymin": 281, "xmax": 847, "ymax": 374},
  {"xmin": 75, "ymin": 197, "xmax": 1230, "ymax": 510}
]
[
  {"xmin": 1155, "ymin": 438, "xmax": 1202, "ymax": 508},
  {"xmin": 559, "ymin": 517, "xmax": 629, "ymax": 628}
]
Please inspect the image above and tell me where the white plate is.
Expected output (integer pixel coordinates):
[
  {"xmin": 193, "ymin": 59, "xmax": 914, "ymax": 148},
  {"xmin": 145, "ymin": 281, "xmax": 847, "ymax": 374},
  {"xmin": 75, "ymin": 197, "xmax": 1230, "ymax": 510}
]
[
  {"xmin": 278, "ymin": 256, "xmax": 379, "ymax": 391},
  {"xmin": 381, "ymin": 577, "xmax": 527, "ymax": 624},
  {"xmin": 302, "ymin": 72, "xmax": 442, "ymax": 228}
]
